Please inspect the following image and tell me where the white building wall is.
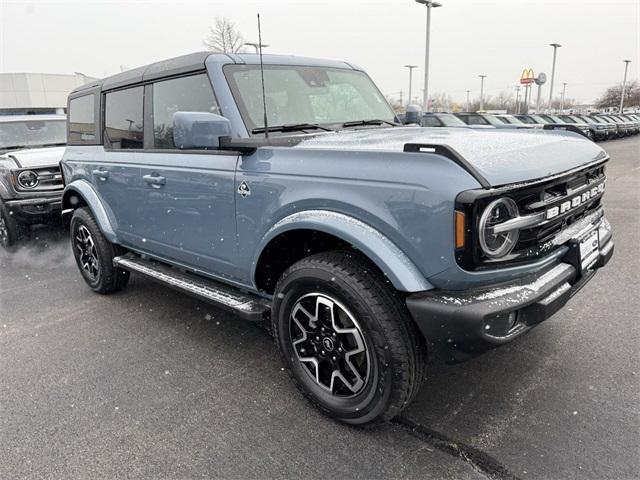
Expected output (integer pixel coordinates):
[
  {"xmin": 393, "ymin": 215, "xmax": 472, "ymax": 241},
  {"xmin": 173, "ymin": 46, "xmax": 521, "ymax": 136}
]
[{"xmin": 0, "ymin": 73, "xmax": 96, "ymax": 111}]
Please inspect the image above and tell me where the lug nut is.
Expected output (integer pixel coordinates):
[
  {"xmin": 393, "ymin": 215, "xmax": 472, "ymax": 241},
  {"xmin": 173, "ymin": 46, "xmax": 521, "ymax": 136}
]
[
  {"xmin": 332, "ymin": 356, "xmax": 336, "ymax": 361},
  {"xmin": 321, "ymin": 350, "xmax": 325, "ymax": 355}
]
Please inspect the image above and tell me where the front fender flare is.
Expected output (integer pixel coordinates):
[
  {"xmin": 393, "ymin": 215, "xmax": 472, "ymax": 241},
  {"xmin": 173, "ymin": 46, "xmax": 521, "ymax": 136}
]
[
  {"xmin": 253, "ymin": 210, "xmax": 433, "ymax": 293},
  {"xmin": 62, "ymin": 180, "xmax": 118, "ymax": 243}
]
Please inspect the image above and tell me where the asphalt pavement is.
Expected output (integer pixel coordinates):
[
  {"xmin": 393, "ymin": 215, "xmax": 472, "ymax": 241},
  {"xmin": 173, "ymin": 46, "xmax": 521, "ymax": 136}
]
[{"xmin": 1, "ymin": 136, "xmax": 638, "ymax": 480}]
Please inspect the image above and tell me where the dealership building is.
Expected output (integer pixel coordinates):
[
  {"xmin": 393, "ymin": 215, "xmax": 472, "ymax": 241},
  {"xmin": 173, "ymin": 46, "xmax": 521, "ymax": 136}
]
[{"xmin": 0, "ymin": 72, "xmax": 96, "ymax": 115}]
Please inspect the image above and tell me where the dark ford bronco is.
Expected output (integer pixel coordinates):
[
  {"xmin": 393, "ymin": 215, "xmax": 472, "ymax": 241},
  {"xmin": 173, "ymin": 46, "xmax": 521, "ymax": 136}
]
[
  {"xmin": 0, "ymin": 115, "xmax": 67, "ymax": 248},
  {"xmin": 60, "ymin": 52, "xmax": 613, "ymax": 425}
]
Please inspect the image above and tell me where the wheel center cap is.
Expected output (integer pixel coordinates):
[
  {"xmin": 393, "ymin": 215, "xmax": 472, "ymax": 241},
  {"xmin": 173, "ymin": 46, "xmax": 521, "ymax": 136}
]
[{"xmin": 322, "ymin": 337, "xmax": 335, "ymax": 352}]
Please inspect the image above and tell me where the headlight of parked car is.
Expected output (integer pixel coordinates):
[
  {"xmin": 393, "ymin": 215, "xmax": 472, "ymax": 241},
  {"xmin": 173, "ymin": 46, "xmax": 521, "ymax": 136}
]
[
  {"xmin": 478, "ymin": 197, "xmax": 519, "ymax": 258},
  {"xmin": 17, "ymin": 170, "xmax": 39, "ymax": 189}
]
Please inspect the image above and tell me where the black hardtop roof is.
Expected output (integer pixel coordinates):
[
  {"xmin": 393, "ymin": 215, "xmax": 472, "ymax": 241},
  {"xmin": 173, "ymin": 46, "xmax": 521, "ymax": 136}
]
[{"xmin": 70, "ymin": 51, "xmax": 214, "ymax": 96}]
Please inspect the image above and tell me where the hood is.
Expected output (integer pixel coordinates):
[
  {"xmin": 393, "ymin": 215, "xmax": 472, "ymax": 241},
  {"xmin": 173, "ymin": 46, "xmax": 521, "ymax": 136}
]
[
  {"xmin": 0, "ymin": 146, "xmax": 66, "ymax": 169},
  {"xmin": 295, "ymin": 127, "xmax": 607, "ymax": 187}
]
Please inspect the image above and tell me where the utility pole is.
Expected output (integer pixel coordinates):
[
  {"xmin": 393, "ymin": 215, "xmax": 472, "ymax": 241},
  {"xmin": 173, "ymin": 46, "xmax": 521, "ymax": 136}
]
[
  {"xmin": 465, "ymin": 90, "xmax": 470, "ymax": 112},
  {"xmin": 404, "ymin": 65, "xmax": 418, "ymax": 107},
  {"xmin": 478, "ymin": 75, "xmax": 487, "ymax": 111},
  {"xmin": 415, "ymin": 0, "xmax": 442, "ymax": 111},
  {"xmin": 244, "ymin": 42, "xmax": 269, "ymax": 53},
  {"xmin": 548, "ymin": 43, "xmax": 562, "ymax": 108},
  {"xmin": 399, "ymin": 90, "xmax": 404, "ymax": 106},
  {"xmin": 619, "ymin": 59, "xmax": 632, "ymax": 114},
  {"xmin": 560, "ymin": 82, "xmax": 567, "ymax": 111}
]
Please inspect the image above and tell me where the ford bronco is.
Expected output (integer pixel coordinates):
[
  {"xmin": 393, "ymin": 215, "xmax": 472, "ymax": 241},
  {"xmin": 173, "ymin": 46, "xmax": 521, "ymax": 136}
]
[
  {"xmin": 60, "ymin": 52, "xmax": 613, "ymax": 425},
  {"xmin": 0, "ymin": 114, "xmax": 67, "ymax": 248}
]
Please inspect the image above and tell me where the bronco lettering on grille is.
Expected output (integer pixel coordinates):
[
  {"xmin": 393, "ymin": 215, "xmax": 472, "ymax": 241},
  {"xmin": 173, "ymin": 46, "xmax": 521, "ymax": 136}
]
[{"xmin": 546, "ymin": 182, "xmax": 605, "ymax": 220}]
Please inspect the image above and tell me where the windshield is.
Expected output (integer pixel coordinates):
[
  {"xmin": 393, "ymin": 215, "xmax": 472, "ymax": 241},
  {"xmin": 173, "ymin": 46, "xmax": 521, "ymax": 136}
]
[
  {"xmin": 482, "ymin": 115, "xmax": 506, "ymax": 126},
  {"xmin": 224, "ymin": 65, "xmax": 396, "ymax": 134},
  {"xmin": 500, "ymin": 116, "xmax": 525, "ymax": 125},
  {"xmin": 0, "ymin": 119, "xmax": 67, "ymax": 150},
  {"xmin": 437, "ymin": 114, "xmax": 467, "ymax": 127}
]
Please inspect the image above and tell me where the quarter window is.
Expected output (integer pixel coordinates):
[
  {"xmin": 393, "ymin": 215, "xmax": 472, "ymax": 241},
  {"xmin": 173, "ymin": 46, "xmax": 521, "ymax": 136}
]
[
  {"xmin": 152, "ymin": 74, "xmax": 220, "ymax": 149},
  {"xmin": 68, "ymin": 94, "xmax": 96, "ymax": 143},
  {"xmin": 104, "ymin": 87, "xmax": 144, "ymax": 149}
]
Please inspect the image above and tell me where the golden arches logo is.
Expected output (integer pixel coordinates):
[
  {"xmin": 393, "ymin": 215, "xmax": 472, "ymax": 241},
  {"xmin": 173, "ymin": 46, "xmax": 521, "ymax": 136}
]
[{"xmin": 520, "ymin": 68, "xmax": 535, "ymax": 84}]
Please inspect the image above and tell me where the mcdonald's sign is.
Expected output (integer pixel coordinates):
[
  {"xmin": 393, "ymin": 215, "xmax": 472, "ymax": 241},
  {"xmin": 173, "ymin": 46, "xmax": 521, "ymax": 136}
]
[{"xmin": 520, "ymin": 68, "xmax": 535, "ymax": 85}]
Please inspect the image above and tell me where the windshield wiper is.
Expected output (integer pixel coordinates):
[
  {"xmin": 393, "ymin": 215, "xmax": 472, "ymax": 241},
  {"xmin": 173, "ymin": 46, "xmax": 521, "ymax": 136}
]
[
  {"xmin": 341, "ymin": 119, "xmax": 399, "ymax": 128},
  {"xmin": 252, "ymin": 123, "xmax": 333, "ymax": 134}
]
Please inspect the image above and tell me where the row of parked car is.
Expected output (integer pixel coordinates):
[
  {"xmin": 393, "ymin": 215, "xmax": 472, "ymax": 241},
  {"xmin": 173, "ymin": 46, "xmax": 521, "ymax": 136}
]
[{"xmin": 418, "ymin": 111, "xmax": 640, "ymax": 142}]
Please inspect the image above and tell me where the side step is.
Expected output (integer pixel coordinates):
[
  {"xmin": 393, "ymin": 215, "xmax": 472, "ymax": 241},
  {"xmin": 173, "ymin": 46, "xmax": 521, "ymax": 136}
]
[{"xmin": 113, "ymin": 254, "xmax": 271, "ymax": 322}]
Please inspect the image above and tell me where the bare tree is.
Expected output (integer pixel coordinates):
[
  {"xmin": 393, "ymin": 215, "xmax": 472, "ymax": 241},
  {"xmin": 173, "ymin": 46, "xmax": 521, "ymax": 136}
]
[
  {"xmin": 595, "ymin": 81, "xmax": 639, "ymax": 109},
  {"xmin": 204, "ymin": 17, "xmax": 245, "ymax": 54}
]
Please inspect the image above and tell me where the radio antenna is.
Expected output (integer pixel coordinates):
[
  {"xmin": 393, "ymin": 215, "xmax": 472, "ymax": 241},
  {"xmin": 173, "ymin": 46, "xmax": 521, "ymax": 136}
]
[{"xmin": 257, "ymin": 13, "xmax": 269, "ymax": 140}]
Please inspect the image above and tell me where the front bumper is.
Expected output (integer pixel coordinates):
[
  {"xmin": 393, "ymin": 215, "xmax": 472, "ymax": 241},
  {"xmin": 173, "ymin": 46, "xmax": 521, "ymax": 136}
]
[
  {"xmin": 407, "ymin": 221, "xmax": 614, "ymax": 363},
  {"xmin": 4, "ymin": 194, "xmax": 62, "ymax": 224}
]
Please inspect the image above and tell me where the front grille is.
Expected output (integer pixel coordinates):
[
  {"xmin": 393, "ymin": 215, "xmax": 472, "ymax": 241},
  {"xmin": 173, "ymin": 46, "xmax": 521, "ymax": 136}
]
[
  {"xmin": 456, "ymin": 161, "xmax": 607, "ymax": 270},
  {"xmin": 13, "ymin": 166, "xmax": 64, "ymax": 192}
]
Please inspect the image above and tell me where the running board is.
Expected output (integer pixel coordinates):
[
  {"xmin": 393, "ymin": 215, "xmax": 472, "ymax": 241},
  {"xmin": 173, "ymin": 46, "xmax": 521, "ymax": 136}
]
[{"xmin": 113, "ymin": 254, "xmax": 270, "ymax": 322}]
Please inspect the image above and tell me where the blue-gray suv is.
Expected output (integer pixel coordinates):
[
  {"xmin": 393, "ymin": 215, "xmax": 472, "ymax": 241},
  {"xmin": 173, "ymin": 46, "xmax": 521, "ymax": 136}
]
[{"xmin": 61, "ymin": 52, "xmax": 614, "ymax": 425}]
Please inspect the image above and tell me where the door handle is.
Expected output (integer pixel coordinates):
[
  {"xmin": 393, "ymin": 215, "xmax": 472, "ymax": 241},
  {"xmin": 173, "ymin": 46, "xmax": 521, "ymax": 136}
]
[
  {"xmin": 92, "ymin": 169, "xmax": 109, "ymax": 180},
  {"xmin": 143, "ymin": 174, "xmax": 166, "ymax": 188}
]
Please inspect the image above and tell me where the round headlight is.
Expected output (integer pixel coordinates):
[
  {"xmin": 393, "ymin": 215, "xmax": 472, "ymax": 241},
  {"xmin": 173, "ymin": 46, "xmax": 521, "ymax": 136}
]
[
  {"xmin": 17, "ymin": 170, "xmax": 39, "ymax": 189},
  {"xmin": 478, "ymin": 197, "xmax": 519, "ymax": 258}
]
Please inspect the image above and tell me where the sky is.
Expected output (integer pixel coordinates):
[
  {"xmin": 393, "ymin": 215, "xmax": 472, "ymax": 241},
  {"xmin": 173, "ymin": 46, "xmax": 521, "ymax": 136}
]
[{"xmin": 0, "ymin": 0, "xmax": 638, "ymax": 105}]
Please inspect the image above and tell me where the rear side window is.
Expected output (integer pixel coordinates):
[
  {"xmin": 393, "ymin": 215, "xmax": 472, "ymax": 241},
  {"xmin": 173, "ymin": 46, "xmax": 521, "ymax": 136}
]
[
  {"xmin": 152, "ymin": 74, "xmax": 220, "ymax": 149},
  {"xmin": 104, "ymin": 86, "xmax": 144, "ymax": 149},
  {"xmin": 68, "ymin": 94, "xmax": 96, "ymax": 144}
]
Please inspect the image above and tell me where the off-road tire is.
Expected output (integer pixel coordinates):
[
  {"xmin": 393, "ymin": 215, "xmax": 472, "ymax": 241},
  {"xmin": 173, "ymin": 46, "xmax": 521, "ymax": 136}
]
[
  {"xmin": 272, "ymin": 250, "xmax": 426, "ymax": 426},
  {"xmin": 70, "ymin": 207, "xmax": 129, "ymax": 294},
  {"xmin": 0, "ymin": 200, "xmax": 28, "ymax": 250}
]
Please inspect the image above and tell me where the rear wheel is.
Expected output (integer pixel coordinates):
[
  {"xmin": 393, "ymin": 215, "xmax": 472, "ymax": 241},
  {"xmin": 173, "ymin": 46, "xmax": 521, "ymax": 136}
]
[
  {"xmin": 0, "ymin": 200, "xmax": 28, "ymax": 250},
  {"xmin": 272, "ymin": 251, "xmax": 426, "ymax": 425},
  {"xmin": 70, "ymin": 207, "xmax": 129, "ymax": 294}
]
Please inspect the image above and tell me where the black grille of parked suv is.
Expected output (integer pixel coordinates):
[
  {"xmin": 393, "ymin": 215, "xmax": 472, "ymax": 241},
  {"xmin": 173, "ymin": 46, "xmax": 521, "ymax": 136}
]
[
  {"xmin": 455, "ymin": 162, "xmax": 607, "ymax": 271},
  {"xmin": 12, "ymin": 166, "xmax": 64, "ymax": 192}
]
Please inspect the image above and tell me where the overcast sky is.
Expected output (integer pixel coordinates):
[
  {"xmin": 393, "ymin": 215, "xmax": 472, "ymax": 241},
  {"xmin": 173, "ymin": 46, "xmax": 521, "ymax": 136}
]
[{"xmin": 1, "ymin": 0, "xmax": 638, "ymax": 104}]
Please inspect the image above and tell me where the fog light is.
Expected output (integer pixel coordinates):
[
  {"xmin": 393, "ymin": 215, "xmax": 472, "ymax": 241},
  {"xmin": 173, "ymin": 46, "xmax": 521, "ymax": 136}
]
[{"xmin": 484, "ymin": 312, "xmax": 519, "ymax": 337}]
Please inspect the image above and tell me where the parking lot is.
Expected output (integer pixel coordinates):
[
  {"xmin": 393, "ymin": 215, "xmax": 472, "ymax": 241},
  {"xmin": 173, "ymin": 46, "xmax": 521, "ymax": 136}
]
[{"xmin": 1, "ymin": 135, "xmax": 638, "ymax": 479}]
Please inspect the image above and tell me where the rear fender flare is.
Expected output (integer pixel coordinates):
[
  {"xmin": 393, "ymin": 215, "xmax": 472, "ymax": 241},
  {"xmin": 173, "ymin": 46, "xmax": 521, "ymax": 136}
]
[{"xmin": 62, "ymin": 180, "xmax": 118, "ymax": 243}]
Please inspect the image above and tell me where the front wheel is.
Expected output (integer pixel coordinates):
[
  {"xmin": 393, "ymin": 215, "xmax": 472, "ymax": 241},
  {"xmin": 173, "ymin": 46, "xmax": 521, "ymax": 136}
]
[
  {"xmin": 0, "ymin": 200, "xmax": 28, "ymax": 250},
  {"xmin": 70, "ymin": 207, "xmax": 129, "ymax": 294},
  {"xmin": 272, "ymin": 251, "xmax": 426, "ymax": 425}
]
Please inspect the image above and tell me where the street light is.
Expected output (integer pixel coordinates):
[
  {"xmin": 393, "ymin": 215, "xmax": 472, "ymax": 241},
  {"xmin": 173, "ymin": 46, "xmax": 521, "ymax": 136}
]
[
  {"xmin": 404, "ymin": 65, "xmax": 418, "ymax": 107},
  {"xmin": 620, "ymin": 60, "xmax": 632, "ymax": 114},
  {"xmin": 465, "ymin": 90, "xmax": 471, "ymax": 112},
  {"xmin": 415, "ymin": 0, "xmax": 442, "ymax": 111},
  {"xmin": 244, "ymin": 42, "xmax": 269, "ymax": 53},
  {"xmin": 478, "ymin": 75, "xmax": 487, "ymax": 111},
  {"xmin": 560, "ymin": 82, "xmax": 567, "ymax": 112},
  {"xmin": 548, "ymin": 43, "xmax": 562, "ymax": 109}
]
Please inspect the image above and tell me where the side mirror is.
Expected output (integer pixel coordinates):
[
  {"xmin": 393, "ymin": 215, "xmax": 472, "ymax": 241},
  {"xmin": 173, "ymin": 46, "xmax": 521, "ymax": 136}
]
[{"xmin": 172, "ymin": 112, "xmax": 231, "ymax": 150}]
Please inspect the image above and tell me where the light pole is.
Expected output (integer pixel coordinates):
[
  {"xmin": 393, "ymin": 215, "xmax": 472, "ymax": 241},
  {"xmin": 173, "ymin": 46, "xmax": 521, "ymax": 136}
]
[
  {"xmin": 547, "ymin": 43, "xmax": 561, "ymax": 109},
  {"xmin": 478, "ymin": 75, "xmax": 487, "ymax": 111},
  {"xmin": 415, "ymin": 0, "xmax": 442, "ymax": 111},
  {"xmin": 465, "ymin": 90, "xmax": 470, "ymax": 112},
  {"xmin": 619, "ymin": 59, "xmax": 632, "ymax": 114},
  {"xmin": 515, "ymin": 86, "xmax": 521, "ymax": 114},
  {"xmin": 560, "ymin": 82, "xmax": 567, "ymax": 111},
  {"xmin": 244, "ymin": 42, "xmax": 269, "ymax": 53},
  {"xmin": 404, "ymin": 65, "xmax": 418, "ymax": 107}
]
